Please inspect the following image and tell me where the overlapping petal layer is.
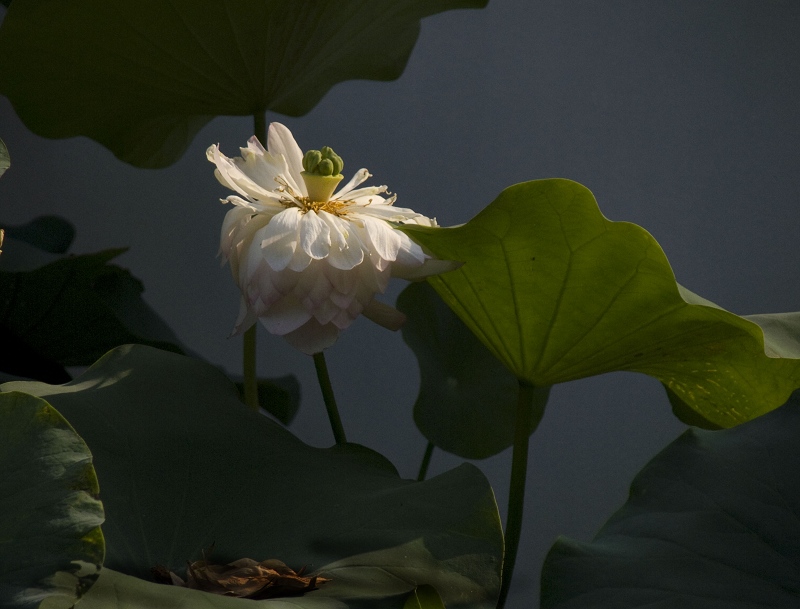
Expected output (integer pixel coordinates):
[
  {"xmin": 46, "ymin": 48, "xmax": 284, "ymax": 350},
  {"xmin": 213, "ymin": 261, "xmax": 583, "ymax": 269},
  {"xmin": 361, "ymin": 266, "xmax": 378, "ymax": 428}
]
[{"xmin": 209, "ymin": 123, "xmax": 446, "ymax": 353}]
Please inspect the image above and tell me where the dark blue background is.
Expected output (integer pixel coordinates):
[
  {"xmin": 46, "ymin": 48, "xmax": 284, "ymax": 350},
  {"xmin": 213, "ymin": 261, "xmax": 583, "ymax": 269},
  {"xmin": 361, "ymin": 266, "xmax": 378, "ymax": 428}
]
[{"xmin": 2, "ymin": 2, "xmax": 798, "ymax": 606}]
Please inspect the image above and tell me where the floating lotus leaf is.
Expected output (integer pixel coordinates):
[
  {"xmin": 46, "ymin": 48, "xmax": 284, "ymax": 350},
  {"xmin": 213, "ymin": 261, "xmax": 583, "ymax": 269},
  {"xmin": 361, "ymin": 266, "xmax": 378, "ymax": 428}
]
[
  {"xmin": 398, "ymin": 281, "xmax": 550, "ymax": 459},
  {"xmin": 68, "ymin": 568, "xmax": 344, "ymax": 609},
  {"xmin": 403, "ymin": 179, "xmax": 800, "ymax": 428},
  {"xmin": 0, "ymin": 0, "xmax": 486, "ymax": 167},
  {"xmin": 541, "ymin": 390, "xmax": 800, "ymax": 608},
  {"xmin": 0, "ymin": 391, "xmax": 104, "ymax": 608},
  {"xmin": 2, "ymin": 345, "xmax": 503, "ymax": 608}
]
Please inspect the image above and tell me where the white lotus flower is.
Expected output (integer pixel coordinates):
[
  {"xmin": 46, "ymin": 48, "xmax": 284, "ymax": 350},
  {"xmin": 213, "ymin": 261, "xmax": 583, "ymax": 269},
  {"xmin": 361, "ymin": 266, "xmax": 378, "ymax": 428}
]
[{"xmin": 208, "ymin": 123, "xmax": 449, "ymax": 354}]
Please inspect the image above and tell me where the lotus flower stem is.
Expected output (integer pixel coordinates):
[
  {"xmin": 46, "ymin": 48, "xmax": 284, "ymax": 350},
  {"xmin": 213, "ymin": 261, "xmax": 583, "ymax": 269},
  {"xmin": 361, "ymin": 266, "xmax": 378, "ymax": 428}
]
[
  {"xmin": 254, "ymin": 111, "xmax": 267, "ymax": 150},
  {"xmin": 496, "ymin": 380, "xmax": 535, "ymax": 609},
  {"xmin": 240, "ymin": 111, "xmax": 270, "ymax": 412},
  {"xmin": 313, "ymin": 352, "xmax": 347, "ymax": 445},
  {"xmin": 416, "ymin": 441, "xmax": 435, "ymax": 481}
]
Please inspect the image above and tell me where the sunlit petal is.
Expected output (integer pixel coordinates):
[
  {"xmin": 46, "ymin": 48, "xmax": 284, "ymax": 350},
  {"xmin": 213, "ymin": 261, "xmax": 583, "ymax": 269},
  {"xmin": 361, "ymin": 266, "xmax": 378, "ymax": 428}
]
[{"xmin": 210, "ymin": 123, "xmax": 448, "ymax": 353}]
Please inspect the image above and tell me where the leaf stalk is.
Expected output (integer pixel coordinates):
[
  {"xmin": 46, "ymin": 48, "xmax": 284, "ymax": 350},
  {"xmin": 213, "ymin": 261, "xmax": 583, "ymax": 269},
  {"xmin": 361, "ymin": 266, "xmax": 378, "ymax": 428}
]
[
  {"xmin": 497, "ymin": 380, "xmax": 535, "ymax": 609},
  {"xmin": 313, "ymin": 351, "xmax": 347, "ymax": 445}
]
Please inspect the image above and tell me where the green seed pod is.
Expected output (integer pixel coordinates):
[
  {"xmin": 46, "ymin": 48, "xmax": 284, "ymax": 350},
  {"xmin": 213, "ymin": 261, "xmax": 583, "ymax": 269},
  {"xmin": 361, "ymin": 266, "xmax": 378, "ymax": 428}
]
[
  {"xmin": 303, "ymin": 149, "xmax": 322, "ymax": 173},
  {"xmin": 329, "ymin": 153, "xmax": 344, "ymax": 176},
  {"xmin": 317, "ymin": 158, "xmax": 334, "ymax": 176}
]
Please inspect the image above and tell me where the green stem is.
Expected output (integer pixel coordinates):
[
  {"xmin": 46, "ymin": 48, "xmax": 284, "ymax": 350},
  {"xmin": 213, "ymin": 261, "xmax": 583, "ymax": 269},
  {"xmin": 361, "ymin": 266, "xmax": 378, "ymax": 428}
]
[
  {"xmin": 496, "ymin": 381, "xmax": 535, "ymax": 609},
  {"xmin": 313, "ymin": 352, "xmax": 347, "ymax": 445},
  {"xmin": 241, "ymin": 111, "xmax": 268, "ymax": 413},
  {"xmin": 254, "ymin": 111, "xmax": 267, "ymax": 147},
  {"xmin": 416, "ymin": 441, "xmax": 435, "ymax": 481}
]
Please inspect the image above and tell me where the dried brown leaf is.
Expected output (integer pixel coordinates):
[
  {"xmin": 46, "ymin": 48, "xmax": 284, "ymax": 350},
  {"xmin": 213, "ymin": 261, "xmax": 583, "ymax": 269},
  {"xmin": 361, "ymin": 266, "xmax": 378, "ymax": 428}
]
[{"xmin": 154, "ymin": 556, "xmax": 329, "ymax": 600}]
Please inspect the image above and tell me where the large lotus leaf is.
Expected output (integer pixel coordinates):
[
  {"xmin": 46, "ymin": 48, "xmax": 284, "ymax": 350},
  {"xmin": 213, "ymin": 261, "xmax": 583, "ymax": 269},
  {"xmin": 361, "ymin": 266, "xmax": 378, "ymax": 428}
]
[
  {"xmin": 0, "ymin": 247, "xmax": 183, "ymax": 382},
  {"xmin": 540, "ymin": 389, "xmax": 800, "ymax": 608},
  {"xmin": 2, "ymin": 215, "xmax": 75, "ymax": 255},
  {"xmin": 0, "ymin": 0, "xmax": 487, "ymax": 168},
  {"xmin": 402, "ymin": 179, "xmax": 800, "ymax": 428},
  {"xmin": 398, "ymin": 281, "xmax": 550, "ymax": 459},
  {"xmin": 74, "ymin": 569, "xmax": 346, "ymax": 609},
  {"xmin": 2, "ymin": 345, "xmax": 503, "ymax": 608},
  {"xmin": 0, "ymin": 391, "xmax": 104, "ymax": 608},
  {"xmin": 0, "ymin": 230, "xmax": 298, "ymax": 419},
  {"xmin": 234, "ymin": 374, "xmax": 301, "ymax": 426},
  {"xmin": 404, "ymin": 585, "xmax": 447, "ymax": 609}
]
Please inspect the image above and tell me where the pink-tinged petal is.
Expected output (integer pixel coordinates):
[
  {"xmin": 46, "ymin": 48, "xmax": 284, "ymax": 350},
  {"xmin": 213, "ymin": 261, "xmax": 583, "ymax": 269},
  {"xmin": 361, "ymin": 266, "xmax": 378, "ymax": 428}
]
[
  {"xmin": 326, "ymin": 266, "xmax": 359, "ymax": 308},
  {"xmin": 260, "ymin": 295, "xmax": 312, "ymax": 335},
  {"xmin": 241, "ymin": 227, "xmax": 270, "ymax": 282},
  {"xmin": 299, "ymin": 211, "xmax": 332, "ymax": 260},
  {"xmin": 329, "ymin": 290, "xmax": 355, "ymax": 309},
  {"xmin": 245, "ymin": 135, "xmax": 267, "ymax": 154},
  {"xmin": 259, "ymin": 208, "xmax": 302, "ymax": 271},
  {"xmin": 363, "ymin": 299, "xmax": 407, "ymax": 331},
  {"xmin": 269, "ymin": 266, "xmax": 300, "ymax": 296},
  {"xmin": 332, "ymin": 307, "xmax": 359, "ymax": 329},
  {"xmin": 283, "ymin": 319, "xmax": 340, "ymax": 354},
  {"xmin": 267, "ymin": 123, "xmax": 305, "ymax": 192},
  {"xmin": 311, "ymin": 299, "xmax": 341, "ymax": 325},
  {"xmin": 288, "ymin": 246, "xmax": 313, "ymax": 272},
  {"xmin": 332, "ymin": 168, "xmax": 371, "ymax": 199},
  {"xmin": 362, "ymin": 217, "xmax": 402, "ymax": 262},
  {"xmin": 254, "ymin": 268, "xmax": 282, "ymax": 309},
  {"xmin": 231, "ymin": 296, "xmax": 258, "ymax": 336},
  {"xmin": 294, "ymin": 268, "xmax": 333, "ymax": 308}
]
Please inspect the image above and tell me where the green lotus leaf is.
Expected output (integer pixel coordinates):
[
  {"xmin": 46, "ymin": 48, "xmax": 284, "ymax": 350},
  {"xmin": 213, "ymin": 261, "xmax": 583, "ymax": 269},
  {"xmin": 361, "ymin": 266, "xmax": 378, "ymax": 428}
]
[
  {"xmin": 404, "ymin": 585, "xmax": 447, "ymax": 609},
  {"xmin": 233, "ymin": 374, "xmax": 301, "ymax": 425},
  {"xmin": 2, "ymin": 215, "xmax": 75, "ymax": 254},
  {"xmin": 0, "ymin": 248, "xmax": 183, "ymax": 383},
  {"xmin": 74, "ymin": 568, "xmax": 346, "ymax": 609},
  {"xmin": 0, "ymin": 229, "xmax": 298, "ymax": 420},
  {"xmin": 0, "ymin": 391, "xmax": 104, "ymax": 608},
  {"xmin": 541, "ymin": 390, "xmax": 800, "ymax": 608},
  {"xmin": 398, "ymin": 281, "xmax": 550, "ymax": 459},
  {"xmin": 402, "ymin": 179, "xmax": 800, "ymax": 428},
  {"xmin": 2, "ymin": 345, "xmax": 503, "ymax": 608},
  {"xmin": 0, "ymin": 0, "xmax": 487, "ymax": 168}
]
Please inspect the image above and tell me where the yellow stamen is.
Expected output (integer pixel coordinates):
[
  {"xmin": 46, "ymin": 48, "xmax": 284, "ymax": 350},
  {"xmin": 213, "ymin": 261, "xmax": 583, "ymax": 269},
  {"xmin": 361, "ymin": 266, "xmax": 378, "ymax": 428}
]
[{"xmin": 280, "ymin": 197, "xmax": 355, "ymax": 218}]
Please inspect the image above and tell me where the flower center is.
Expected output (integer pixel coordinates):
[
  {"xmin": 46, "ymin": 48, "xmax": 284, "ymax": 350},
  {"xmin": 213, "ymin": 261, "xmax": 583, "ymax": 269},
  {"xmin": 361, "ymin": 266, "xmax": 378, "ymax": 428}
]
[
  {"xmin": 274, "ymin": 176, "xmax": 354, "ymax": 217},
  {"xmin": 299, "ymin": 198, "xmax": 354, "ymax": 217},
  {"xmin": 301, "ymin": 147, "xmax": 345, "ymax": 203},
  {"xmin": 302, "ymin": 146, "xmax": 344, "ymax": 177}
]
